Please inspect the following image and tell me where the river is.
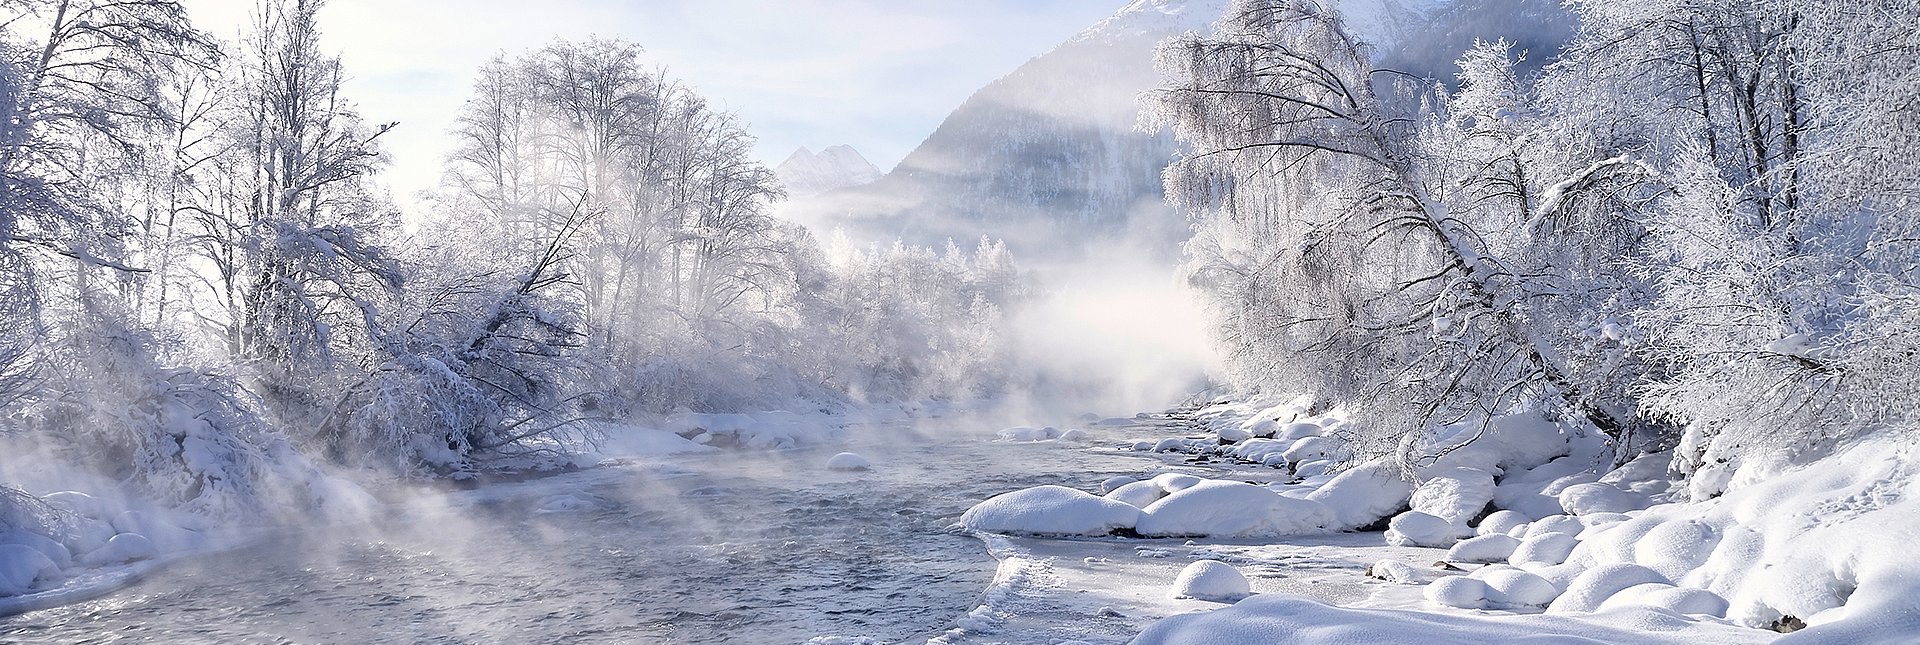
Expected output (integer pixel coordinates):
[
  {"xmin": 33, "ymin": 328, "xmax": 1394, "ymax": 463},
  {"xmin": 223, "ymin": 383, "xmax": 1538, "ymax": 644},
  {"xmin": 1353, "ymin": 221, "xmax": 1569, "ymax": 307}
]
[{"xmin": 0, "ymin": 417, "xmax": 1203, "ymax": 644}]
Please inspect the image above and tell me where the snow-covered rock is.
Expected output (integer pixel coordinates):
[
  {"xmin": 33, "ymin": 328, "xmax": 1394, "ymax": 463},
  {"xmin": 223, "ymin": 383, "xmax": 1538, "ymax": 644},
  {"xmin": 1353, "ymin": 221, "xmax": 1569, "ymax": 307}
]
[
  {"xmin": 1599, "ymin": 583, "xmax": 1729, "ymax": 618},
  {"xmin": 1558, "ymin": 482, "xmax": 1644, "ymax": 516},
  {"xmin": 1476, "ymin": 509, "xmax": 1530, "ymax": 536},
  {"xmin": 960, "ymin": 485, "xmax": 1140, "ymax": 536},
  {"xmin": 1546, "ymin": 563, "xmax": 1669, "ymax": 613},
  {"xmin": 826, "ymin": 452, "xmax": 871, "ymax": 471},
  {"xmin": 1098, "ymin": 476, "xmax": 1136, "ymax": 494},
  {"xmin": 1409, "ymin": 466, "xmax": 1495, "ymax": 533},
  {"xmin": 77, "ymin": 533, "xmax": 157, "ymax": 567},
  {"xmin": 1168, "ymin": 560, "xmax": 1252, "ymax": 602},
  {"xmin": 1426, "ymin": 575, "xmax": 1491, "ymax": 609},
  {"xmin": 1103, "ymin": 480, "xmax": 1166, "ymax": 508},
  {"xmin": 0, "ymin": 544, "xmax": 59, "ymax": 596},
  {"xmin": 0, "ymin": 531, "xmax": 72, "ymax": 570},
  {"xmin": 1150, "ymin": 473, "xmax": 1203, "ymax": 493},
  {"xmin": 1136, "ymin": 480, "xmax": 1331, "ymax": 538},
  {"xmin": 1134, "ymin": 595, "xmax": 1770, "ymax": 644},
  {"xmin": 1447, "ymin": 534, "xmax": 1521, "ymax": 563},
  {"xmin": 1478, "ymin": 568, "xmax": 1560, "ymax": 608},
  {"xmin": 1368, "ymin": 559, "xmax": 1420, "ymax": 584},
  {"xmin": 1511, "ymin": 531, "xmax": 1581, "ymax": 567},
  {"xmin": 1303, "ymin": 458, "xmax": 1413, "ymax": 531},
  {"xmin": 1385, "ymin": 511, "xmax": 1457, "ymax": 547}
]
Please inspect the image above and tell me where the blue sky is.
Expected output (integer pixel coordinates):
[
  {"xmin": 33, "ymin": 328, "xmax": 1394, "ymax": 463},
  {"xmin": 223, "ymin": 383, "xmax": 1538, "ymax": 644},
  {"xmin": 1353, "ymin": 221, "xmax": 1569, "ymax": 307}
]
[{"xmin": 181, "ymin": 0, "xmax": 1123, "ymax": 204}]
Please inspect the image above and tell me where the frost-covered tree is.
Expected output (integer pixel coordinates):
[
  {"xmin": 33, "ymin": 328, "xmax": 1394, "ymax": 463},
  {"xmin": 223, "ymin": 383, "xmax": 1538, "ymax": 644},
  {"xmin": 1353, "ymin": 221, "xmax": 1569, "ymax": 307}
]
[{"xmin": 1150, "ymin": 0, "xmax": 1640, "ymax": 464}]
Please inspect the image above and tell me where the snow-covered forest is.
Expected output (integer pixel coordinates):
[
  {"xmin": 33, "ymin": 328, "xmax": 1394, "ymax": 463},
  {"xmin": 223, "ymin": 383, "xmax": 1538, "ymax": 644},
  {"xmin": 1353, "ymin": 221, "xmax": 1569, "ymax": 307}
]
[{"xmin": 3, "ymin": 0, "xmax": 1919, "ymax": 642}]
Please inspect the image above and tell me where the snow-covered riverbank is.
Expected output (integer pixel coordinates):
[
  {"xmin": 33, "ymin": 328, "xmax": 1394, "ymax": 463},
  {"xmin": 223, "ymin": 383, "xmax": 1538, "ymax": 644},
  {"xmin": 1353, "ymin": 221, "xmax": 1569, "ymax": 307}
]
[{"xmin": 949, "ymin": 400, "xmax": 1920, "ymax": 643}]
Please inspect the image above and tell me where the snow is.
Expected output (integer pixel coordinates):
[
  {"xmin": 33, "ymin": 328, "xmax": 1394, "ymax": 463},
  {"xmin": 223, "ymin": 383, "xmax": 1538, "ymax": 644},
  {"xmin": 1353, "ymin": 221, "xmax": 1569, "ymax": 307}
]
[
  {"xmin": 1478, "ymin": 568, "xmax": 1560, "ymax": 608},
  {"xmin": 1407, "ymin": 466, "xmax": 1495, "ymax": 535},
  {"xmin": 960, "ymin": 485, "xmax": 1141, "ymax": 537},
  {"xmin": 1546, "ymin": 563, "xmax": 1671, "ymax": 613},
  {"xmin": 1600, "ymin": 583, "xmax": 1730, "ymax": 618},
  {"xmin": 1098, "ymin": 476, "xmax": 1136, "ymax": 494},
  {"xmin": 1135, "ymin": 596, "xmax": 1766, "ymax": 644},
  {"xmin": 1368, "ymin": 559, "xmax": 1420, "ymax": 584},
  {"xmin": 1303, "ymin": 458, "xmax": 1413, "ymax": 531},
  {"xmin": 0, "ymin": 545, "xmax": 58, "ymax": 596},
  {"xmin": 1445, "ymin": 533, "xmax": 1520, "ymax": 563},
  {"xmin": 76, "ymin": 533, "xmax": 156, "ymax": 567},
  {"xmin": 1103, "ymin": 480, "xmax": 1166, "ymax": 508},
  {"xmin": 1557, "ymin": 482, "xmax": 1644, "ymax": 515},
  {"xmin": 1476, "ymin": 509, "xmax": 1529, "ymax": 536},
  {"xmin": 1425, "ymin": 575, "xmax": 1491, "ymax": 609},
  {"xmin": 1148, "ymin": 473, "xmax": 1202, "ymax": 493},
  {"xmin": 1510, "ymin": 531, "xmax": 1581, "ymax": 566},
  {"xmin": 825, "ymin": 452, "xmax": 871, "ymax": 471},
  {"xmin": 589, "ymin": 423, "xmax": 719, "ymax": 459},
  {"xmin": 1167, "ymin": 560, "xmax": 1251, "ymax": 602},
  {"xmin": 1385, "ymin": 511, "xmax": 1456, "ymax": 548},
  {"xmin": 1136, "ymin": 480, "xmax": 1332, "ymax": 538}
]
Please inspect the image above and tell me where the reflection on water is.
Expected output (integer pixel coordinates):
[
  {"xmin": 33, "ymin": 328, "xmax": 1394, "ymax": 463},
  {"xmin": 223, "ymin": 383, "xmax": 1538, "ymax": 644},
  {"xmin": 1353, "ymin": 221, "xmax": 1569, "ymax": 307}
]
[{"xmin": 0, "ymin": 420, "xmax": 1176, "ymax": 644}]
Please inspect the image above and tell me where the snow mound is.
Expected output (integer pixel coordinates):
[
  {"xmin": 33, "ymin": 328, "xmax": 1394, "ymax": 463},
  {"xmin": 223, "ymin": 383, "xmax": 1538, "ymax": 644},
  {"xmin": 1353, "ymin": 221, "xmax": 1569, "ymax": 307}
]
[
  {"xmin": 1546, "ymin": 562, "xmax": 1669, "ymax": 613},
  {"xmin": 1385, "ymin": 511, "xmax": 1456, "ymax": 547},
  {"xmin": 1409, "ymin": 466, "xmax": 1496, "ymax": 533},
  {"xmin": 1510, "ymin": 531, "xmax": 1581, "ymax": 567},
  {"xmin": 1426, "ymin": 575, "xmax": 1491, "ymax": 609},
  {"xmin": 1168, "ymin": 560, "xmax": 1251, "ymax": 602},
  {"xmin": 1446, "ymin": 534, "xmax": 1520, "ymax": 563},
  {"xmin": 1367, "ymin": 559, "xmax": 1420, "ymax": 584},
  {"xmin": 1477, "ymin": 567, "xmax": 1560, "ymax": 608},
  {"xmin": 1149, "ymin": 473, "xmax": 1202, "ymax": 493},
  {"xmin": 76, "ymin": 533, "xmax": 156, "ymax": 567},
  {"xmin": 826, "ymin": 452, "xmax": 871, "ymax": 471},
  {"xmin": 1135, "ymin": 595, "xmax": 1766, "ymax": 644},
  {"xmin": 1304, "ymin": 458, "xmax": 1413, "ymax": 531},
  {"xmin": 960, "ymin": 485, "xmax": 1140, "ymax": 537},
  {"xmin": 1476, "ymin": 509, "xmax": 1529, "ymax": 536},
  {"xmin": 1599, "ymin": 583, "xmax": 1729, "ymax": 618},
  {"xmin": 1098, "ymin": 476, "xmax": 1135, "ymax": 494},
  {"xmin": 1558, "ymin": 482, "xmax": 1645, "ymax": 515},
  {"xmin": 1136, "ymin": 480, "xmax": 1331, "ymax": 538},
  {"xmin": 1103, "ymin": 480, "xmax": 1165, "ymax": 509},
  {"xmin": 0, "ymin": 544, "xmax": 59, "ymax": 596}
]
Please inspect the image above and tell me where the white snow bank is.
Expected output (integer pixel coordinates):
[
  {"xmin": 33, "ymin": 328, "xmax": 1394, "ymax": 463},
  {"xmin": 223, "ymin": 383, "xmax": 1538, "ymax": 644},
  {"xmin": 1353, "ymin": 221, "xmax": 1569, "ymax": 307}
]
[
  {"xmin": 1136, "ymin": 480, "xmax": 1332, "ymax": 538},
  {"xmin": 1104, "ymin": 480, "xmax": 1165, "ymax": 509},
  {"xmin": 1547, "ymin": 562, "xmax": 1669, "ymax": 613},
  {"xmin": 1385, "ymin": 511, "xmax": 1455, "ymax": 548},
  {"xmin": 1408, "ymin": 466, "xmax": 1495, "ymax": 534},
  {"xmin": 960, "ymin": 485, "xmax": 1140, "ymax": 537},
  {"xmin": 0, "ymin": 544, "xmax": 59, "ymax": 596},
  {"xmin": 1134, "ymin": 595, "xmax": 1768, "ymax": 644},
  {"xmin": 76, "ymin": 533, "xmax": 156, "ymax": 566},
  {"xmin": 1446, "ymin": 534, "xmax": 1520, "ymax": 563},
  {"xmin": 588, "ymin": 423, "xmax": 718, "ymax": 459},
  {"xmin": 825, "ymin": 452, "xmax": 871, "ymax": 471},
  {"xmin": 1168, "ymin": 560, "xmax": 1251, "ymax": 602},
  {"xmin": 1303, "ymin": 458, "xmax": 1412, "ymax": 531}
]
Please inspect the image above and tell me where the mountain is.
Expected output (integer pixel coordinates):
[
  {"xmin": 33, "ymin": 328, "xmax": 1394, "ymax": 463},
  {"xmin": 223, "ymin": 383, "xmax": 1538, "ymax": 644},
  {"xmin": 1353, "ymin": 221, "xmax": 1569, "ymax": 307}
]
[
  {"xmin": 775, "ymin": 145, "xmax": 883, "ymax": 199},
  {"xmin": 782, "ymin": 0, "xmax": 1568, "ymax": 261}
]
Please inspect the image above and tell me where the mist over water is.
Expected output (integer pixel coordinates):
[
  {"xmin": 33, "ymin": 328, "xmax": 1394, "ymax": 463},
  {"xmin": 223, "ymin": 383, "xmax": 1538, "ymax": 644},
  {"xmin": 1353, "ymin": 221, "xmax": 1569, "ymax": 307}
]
[{"xmin": 0, "ymin": 420, "xmax": 1187, "ymax": 643}]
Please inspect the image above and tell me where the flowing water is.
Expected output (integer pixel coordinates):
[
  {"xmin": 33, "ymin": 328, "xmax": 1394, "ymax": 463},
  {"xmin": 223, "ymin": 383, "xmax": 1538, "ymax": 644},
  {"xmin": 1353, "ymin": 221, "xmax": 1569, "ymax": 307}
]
[{"xmin": 0, "ymin": 419, "xmax": 1191, "ymax": 644}]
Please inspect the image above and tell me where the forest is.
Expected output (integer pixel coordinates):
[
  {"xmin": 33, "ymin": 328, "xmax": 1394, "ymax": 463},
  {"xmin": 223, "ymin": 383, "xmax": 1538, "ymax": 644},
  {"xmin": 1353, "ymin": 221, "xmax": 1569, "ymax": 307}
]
[
  {"xmin": 0, "ymin": 0, "xmax": 1020, "ymax": 517},
  {"xmin": 1153, "ymin": 0, "xmax": 1918, "ymax": 495}
]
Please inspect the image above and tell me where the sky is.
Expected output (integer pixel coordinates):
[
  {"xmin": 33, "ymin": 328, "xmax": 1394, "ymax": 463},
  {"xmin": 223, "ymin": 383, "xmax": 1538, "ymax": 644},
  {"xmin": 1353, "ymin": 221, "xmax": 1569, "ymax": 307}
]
[{"xmin": 178, "ymin": 0, "xmax": 1124, "ymax": 206}]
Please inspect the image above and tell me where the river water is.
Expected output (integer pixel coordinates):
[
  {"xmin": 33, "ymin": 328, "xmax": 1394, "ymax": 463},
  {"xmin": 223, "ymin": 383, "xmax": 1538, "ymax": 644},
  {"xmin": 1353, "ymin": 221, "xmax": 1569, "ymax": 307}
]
[{"xmin": 0, "ymin": 418, "xmax": 1194, "ymax": 644}]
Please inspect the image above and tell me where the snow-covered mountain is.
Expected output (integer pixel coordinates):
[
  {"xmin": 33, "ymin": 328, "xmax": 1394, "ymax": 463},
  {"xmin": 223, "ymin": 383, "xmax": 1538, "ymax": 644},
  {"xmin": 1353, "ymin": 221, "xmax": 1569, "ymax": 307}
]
[
  {"xmin": 782, "ymin": 0, "xmax": 1578, "ymax": 260},
  {"xmin": 775, "ymin": 145, "xmax": 882, "ymax": 198}
]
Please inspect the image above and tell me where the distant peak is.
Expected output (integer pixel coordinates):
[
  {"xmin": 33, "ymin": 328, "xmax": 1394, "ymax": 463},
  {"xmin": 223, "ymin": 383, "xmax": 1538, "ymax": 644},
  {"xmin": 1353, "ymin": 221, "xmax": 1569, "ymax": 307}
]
[{"xmin": 776, "ymin": 144, "xmax": 882, "ymax": 198}]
